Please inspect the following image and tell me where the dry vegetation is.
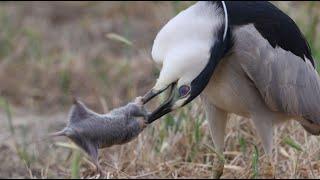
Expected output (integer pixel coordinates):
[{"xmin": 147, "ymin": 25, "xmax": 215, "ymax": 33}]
[{"xmin": 0, "ymin": 1, "xmax": 320, "ymax": 179}]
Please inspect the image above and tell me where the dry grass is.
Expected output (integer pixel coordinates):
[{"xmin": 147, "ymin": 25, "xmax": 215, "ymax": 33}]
[{"xmin": 0, "ymin": 1, "xmax": 320, "ymax": 179}]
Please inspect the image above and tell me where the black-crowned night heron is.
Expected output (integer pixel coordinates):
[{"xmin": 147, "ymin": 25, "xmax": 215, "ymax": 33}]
[{"xmin": 142, "ymin": 1, "xmax": 320, "ymax": 178}]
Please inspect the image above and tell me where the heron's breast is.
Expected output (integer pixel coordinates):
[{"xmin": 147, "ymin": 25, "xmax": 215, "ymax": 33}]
[{"xmin": 202, "ymin": 57, "xmax": 254, "ymax": 118}]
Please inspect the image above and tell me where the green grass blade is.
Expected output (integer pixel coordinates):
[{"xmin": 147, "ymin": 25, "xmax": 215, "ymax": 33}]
[
  {"xmin": 71, "ymin": 150, "xmax": 81, "ymax": 179},
  {"xmin": 239, "ymin": 137, "xmax": 247, "ymax": 154},
  {"xmin": 283, "ymin": 136, "xmax": 303, "ymax": 152},
  {"xmin": 251, "ymin": 144, "xmax": 259, "ymax": 179}
]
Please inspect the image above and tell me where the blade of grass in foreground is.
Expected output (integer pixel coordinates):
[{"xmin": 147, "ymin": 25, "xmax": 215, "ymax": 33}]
[
  {"xmin": 283, "ymin": 136, "xmax": 303, "ymax": 152},
  {"xmin": 71, "ymin": 150, "xmax": 81, "ymax": 179},
  {"xmin": 251, "ymin": 144, "xmax": 259, "ymax": 179}
]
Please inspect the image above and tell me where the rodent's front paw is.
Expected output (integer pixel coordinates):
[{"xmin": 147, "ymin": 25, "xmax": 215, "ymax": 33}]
[{"xmin": 138, "ymin": 118, "xmax": 148, "ymax": 129}]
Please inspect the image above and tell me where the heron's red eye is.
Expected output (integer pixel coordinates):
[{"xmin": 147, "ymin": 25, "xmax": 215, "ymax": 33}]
[{"xmin": 179, "ymin": 85, "xmax": 191, "ymax": 97}]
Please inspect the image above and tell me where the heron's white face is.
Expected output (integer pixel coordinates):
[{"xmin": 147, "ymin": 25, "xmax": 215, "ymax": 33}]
[
  {"xmin": 152, "ymin": 44, "xmax": 211, "ymax": 109},
  {"xmin": 142, "ymin": 2, "xmax": 228, "ymax": 121}
]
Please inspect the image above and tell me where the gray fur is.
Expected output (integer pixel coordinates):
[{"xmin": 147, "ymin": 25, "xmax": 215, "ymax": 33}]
[{"xmin": 50, "ymin": 97, "xmax": 149, "ymax": 173}]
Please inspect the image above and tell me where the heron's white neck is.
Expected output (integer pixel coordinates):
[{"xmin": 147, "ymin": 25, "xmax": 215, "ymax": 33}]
[{"xmin": 151, "ymin": 2, "xmax": 225, "ymax": 91}]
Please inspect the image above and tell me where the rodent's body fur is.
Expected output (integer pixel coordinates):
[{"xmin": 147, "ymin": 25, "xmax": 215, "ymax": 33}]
[{"xmin": 50, "ymin": 97, "xmax": 149, "ymax": 174}]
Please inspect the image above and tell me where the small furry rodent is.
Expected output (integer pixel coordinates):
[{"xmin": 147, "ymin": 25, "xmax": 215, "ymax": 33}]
[{"xmin": 50, "ymin": 97, "xmax": 149, "ymax": 174}]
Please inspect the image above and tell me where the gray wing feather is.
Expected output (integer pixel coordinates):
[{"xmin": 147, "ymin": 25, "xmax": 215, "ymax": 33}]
[{"xmin": 234, "ymin": 25, "xmax": 320, "ymax": 124}]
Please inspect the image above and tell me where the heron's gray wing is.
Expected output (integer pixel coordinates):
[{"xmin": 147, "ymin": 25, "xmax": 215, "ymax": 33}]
[{"xmin": 234, "ymin": 25, "xmax": 320, "ymax": 125}]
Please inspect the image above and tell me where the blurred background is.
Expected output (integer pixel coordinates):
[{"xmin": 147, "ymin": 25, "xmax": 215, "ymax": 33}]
[{"xmin": 0, "ymin": 1, "xmax": 319, "ymax": 178}]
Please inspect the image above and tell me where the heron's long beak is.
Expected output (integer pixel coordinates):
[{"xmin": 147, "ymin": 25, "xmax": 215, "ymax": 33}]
[
  {"xmin": 142, "ymin": 83, "xmax": 176, "ymax": 124},
  {"xmin": 142, "ymin": 88, "xmax": 166, "ymax": 105}
]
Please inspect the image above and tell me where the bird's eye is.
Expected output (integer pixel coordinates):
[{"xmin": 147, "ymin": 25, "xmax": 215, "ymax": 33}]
[{"xmin": 178, "ymin": 85, "xmax": 191, "ymax": 97}]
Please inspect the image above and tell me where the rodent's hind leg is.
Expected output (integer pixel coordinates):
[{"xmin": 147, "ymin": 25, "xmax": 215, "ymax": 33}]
[{"xmin": 77, "ymin": 141, "xmax": 105, "ymax": 176}]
